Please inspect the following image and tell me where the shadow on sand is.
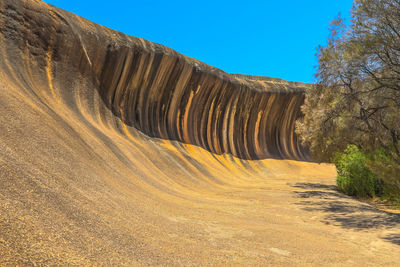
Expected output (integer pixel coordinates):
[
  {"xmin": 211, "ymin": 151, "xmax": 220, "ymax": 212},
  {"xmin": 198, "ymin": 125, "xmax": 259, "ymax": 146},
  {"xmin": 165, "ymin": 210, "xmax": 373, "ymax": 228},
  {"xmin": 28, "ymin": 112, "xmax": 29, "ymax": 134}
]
[{"xmin": 291, "ymin": 182, "xmax": 400, "ymax": 246}]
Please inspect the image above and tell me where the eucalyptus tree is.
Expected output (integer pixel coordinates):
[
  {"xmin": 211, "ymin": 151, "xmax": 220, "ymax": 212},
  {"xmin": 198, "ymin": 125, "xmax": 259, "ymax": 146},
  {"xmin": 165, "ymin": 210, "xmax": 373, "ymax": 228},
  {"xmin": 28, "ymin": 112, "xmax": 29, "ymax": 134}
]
[{"xmin": 297, "ymin": 0, "xmax": 400, "ymax": 189}]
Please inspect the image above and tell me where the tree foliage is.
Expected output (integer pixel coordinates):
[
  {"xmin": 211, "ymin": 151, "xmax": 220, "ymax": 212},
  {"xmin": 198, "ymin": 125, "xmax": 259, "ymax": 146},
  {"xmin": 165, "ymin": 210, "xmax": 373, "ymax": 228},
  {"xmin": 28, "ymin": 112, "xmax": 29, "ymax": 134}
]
[
  {"xmin": 334, "ymin": 145, "xmax": 384, "ymax": 198},
  {"xmin": 297, "ymin": 0, "xmax": 400, "ymax": 165}
]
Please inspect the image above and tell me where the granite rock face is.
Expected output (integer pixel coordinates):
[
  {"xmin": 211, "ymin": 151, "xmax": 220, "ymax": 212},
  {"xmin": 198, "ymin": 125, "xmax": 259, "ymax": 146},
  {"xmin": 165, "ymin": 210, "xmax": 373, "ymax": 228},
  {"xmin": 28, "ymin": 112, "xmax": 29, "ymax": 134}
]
[
  {"xmin": 2, "ymin": 1, "xmax": 373, "ymax": 266},
  {"xmin": 0, "ymin": 0, "xmax": 309, "ymax": 160}
]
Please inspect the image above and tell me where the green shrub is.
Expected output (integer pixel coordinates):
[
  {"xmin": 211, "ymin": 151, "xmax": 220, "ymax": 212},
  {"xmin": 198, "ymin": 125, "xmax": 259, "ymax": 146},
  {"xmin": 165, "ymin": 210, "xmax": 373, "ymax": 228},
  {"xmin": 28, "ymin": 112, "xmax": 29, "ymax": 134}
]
[
  {"xmin": 367, "ymin": 150, "xmax": 400, "ymax": 204},
  {"xmin": 333, "ymin": 145, "xmax": 384, "ymax": 198}
]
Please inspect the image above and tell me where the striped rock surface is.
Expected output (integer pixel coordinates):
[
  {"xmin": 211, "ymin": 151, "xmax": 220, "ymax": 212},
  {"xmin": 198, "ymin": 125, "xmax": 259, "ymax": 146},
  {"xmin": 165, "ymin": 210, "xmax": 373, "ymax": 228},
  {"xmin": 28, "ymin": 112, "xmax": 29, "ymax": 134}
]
[{"xmin": 1, "ymin": 0, "xmax": 399, "ymax": 265}]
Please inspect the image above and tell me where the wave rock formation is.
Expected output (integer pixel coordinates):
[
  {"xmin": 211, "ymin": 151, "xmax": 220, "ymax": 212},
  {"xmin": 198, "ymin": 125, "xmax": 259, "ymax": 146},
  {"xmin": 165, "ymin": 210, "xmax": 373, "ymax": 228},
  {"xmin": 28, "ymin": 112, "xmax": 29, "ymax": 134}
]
[
  {"xmin": 3, "ymin": 0, "xmax": 310, "ymax": 161},
  {"xmin": 5, "ymin": 1, "xmax": 397, "ymax": 266}
]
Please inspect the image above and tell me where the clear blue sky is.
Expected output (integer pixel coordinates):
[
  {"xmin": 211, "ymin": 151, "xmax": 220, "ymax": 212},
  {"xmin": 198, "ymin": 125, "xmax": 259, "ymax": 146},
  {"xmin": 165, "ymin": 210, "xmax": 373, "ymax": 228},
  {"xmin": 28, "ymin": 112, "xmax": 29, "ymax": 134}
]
[{"xmin": 43, "ymin": 0, "xmax": 353, "ymax": 83}]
